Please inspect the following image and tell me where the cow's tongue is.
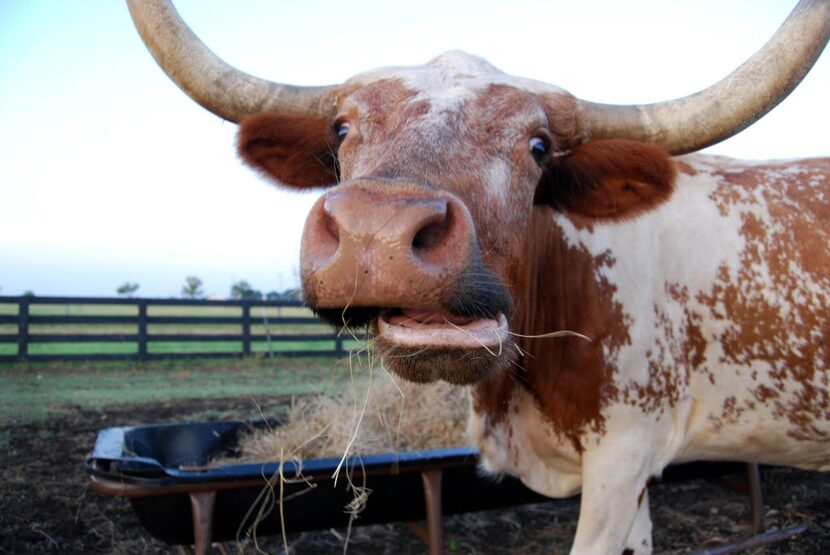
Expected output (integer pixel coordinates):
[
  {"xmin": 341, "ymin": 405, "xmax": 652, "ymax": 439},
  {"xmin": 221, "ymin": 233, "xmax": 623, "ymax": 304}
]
[
  {"xmin": 378, "ymin": 309, "xmax": 508, "ymax": 348},
  {"xmin": 394, "ymin": 309, "xmax": 475, "ymax": 327}
]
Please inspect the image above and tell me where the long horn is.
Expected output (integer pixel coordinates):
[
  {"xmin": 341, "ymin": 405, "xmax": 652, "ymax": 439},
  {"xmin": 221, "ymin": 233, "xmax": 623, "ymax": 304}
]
[
  {"xmin": 576, "ymin": 0, "xmax": 830, "ymax": 154},
  {"xmin": 126, "ymin": 0, "xmax": 340, "ymax": 122}
]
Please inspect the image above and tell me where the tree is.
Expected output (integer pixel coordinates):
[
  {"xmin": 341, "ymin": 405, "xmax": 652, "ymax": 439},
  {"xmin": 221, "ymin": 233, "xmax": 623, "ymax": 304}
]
[
  {"xmin": 281, "ymin": 288, "xmax": 302, "ymax": 301},
  {"xmin": 116, "ymin": 282, "xmax": 139, "ymax": 297},
  {"xmin": 230, "ymin": 280, "xmax": 261, "ymax": 300},
  {"xmin": 265, "ymin": 288, "xmax": 302, "ymax": 301},
  {"xmin": 181, "ymin": 276, "xmax": 204, "ymax": 299}
]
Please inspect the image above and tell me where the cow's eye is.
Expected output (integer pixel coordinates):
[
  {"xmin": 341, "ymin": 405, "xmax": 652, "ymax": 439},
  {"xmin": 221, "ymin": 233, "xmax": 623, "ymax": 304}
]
[
  {"xmin": 336, "ymin": 122, "xmax": 350, "ymax": 142},
  {"xmin": 529, "ymin": 136, "xmax": 549, "ymax": 164}
]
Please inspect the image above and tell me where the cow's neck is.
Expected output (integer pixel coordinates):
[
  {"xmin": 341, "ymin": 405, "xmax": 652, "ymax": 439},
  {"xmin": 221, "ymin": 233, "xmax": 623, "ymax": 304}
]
[{"xmin": 473, "ymin": 207, "xmax": 626, "ymax": 451}]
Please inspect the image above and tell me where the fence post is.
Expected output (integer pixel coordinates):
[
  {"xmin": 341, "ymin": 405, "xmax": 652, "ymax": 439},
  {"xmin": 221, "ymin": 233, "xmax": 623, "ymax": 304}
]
[
  {"xmin": 137, "ymin": 300, "xmax": 148, "ymax": 360},
  {"xmin": 335, "ymin": 334, "xmax": 345, "ymax": 357},
  {"xmin": 242, "ymin": 302, "xmax": 251, "ymax": 356},
  {"xmin": 18, "ymin": 296, "xmax": 30, "ymax": 362}
]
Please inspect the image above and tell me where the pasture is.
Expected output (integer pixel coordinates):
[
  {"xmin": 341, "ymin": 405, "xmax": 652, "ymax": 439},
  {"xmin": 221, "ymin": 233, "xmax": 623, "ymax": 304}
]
[
  {"xmin": 2, "ymin": 355, "xmax": 829, "ymax": 553},
  {"xmin": 0, "ymin": 356, "xmax": 352, "ymax": 425}
]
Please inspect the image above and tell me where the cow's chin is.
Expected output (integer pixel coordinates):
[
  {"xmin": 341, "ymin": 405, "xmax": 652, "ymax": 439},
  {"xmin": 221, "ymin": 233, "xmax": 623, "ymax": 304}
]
[{"xmin": 372, "ymin": 309, "xmax": 515, "ymax": 385}]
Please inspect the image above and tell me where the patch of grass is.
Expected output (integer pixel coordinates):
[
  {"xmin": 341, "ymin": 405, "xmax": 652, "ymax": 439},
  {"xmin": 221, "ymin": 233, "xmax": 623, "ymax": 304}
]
[
  {"xmin": 250, "ymin": 305, "xmax": 313, "ymax": 318},
  {"xmin": 251, "ymin": 340, "xmax": 337, "ymax": 353},
  {"xmin": 28, "ymin": 342, "xmax": 138, "ymax": 355},
  {"xmin": 0, "ymin": 355, "xmax": 369, "ymax": 425},
  {"xmin": 28, "ymin": 323, "xmax": 137, "ymax": 334},
  {"xmin": 340, "ymin": 339, "xmax": 363, "ymax": 351},
  {"xmin": 29, "ymin": 303, "xmax": 138, "ymax": 316},
  {"xmin": 147, "ymin": 305, "xmax": 240, "ymax": 317},
  {"xmin": 147, "ymin": 341, "xmax": 242, "ymax": 353},
  {"xmin": 251, "ymin": 323, "xmax": 333, "ymax": 334}
]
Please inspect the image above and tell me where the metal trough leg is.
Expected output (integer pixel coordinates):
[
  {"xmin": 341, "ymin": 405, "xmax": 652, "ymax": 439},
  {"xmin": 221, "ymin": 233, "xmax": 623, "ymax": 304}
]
[
  {"xmin": 421, "ymin": 469, "xmax": 444, "ymax": 555},
  {"xmin": 189, "ymin": 491, "xmax": 217, "ymax": 555},
  {"xmin": 746, "ymin": 463, "xmax": 764, "ymax": 535},
  {"xmin": 691, "ymin": 463, "xmax": 807, "ymax": 555}
]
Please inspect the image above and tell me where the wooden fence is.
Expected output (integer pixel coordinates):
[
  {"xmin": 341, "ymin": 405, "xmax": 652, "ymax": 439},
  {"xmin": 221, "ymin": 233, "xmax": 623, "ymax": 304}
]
[{"xmin": 0, "ymin": 295, "xmax": 363, "ymax": 363}]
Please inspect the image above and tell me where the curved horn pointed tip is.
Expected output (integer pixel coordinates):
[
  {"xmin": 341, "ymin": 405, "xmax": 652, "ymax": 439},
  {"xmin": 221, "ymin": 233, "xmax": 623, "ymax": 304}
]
[{"xmin": 576, "ymin": 0, "xmax": 830, "ymax": 154}]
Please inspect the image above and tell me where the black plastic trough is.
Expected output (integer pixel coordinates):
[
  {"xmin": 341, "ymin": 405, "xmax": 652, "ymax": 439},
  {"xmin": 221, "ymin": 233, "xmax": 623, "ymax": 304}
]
[
  {"xmin": 85, "ymin": 420, "xmax": 806, "ymax": 555},
  {"xmin": 84, "ymin": 420, "xmax": 547, "ymax": 554}
]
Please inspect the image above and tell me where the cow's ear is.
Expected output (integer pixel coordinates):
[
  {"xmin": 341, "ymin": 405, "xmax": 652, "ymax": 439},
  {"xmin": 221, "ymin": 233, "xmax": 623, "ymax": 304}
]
[
  {"xmin": 237, "ymin": 112, "xmax": 338, "ymax": 188},
  {"xmin": 536, "ymin": 139, "xmax": 675, "ymax": 220}
]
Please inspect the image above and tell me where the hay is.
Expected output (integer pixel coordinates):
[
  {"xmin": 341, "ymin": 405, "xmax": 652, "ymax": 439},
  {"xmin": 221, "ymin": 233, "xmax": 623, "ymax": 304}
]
[{"xmin": 228, "ymin": 378, "xmax": 470, "ymax": 464}]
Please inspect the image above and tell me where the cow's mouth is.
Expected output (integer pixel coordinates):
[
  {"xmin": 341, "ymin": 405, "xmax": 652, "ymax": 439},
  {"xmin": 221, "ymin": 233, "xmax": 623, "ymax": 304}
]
[
  {"xmin": 311, "ymin": 304, "xmax": 516, "ymax": 384},
  {"xmin": 377, "ymin": 308, "xmax": 508, "ymax": 349},
  {"xmin": 306, "ymin": 265, "xmax": 516, "ymax": 384},
  {"xmin": 372, "ymin": 307, "xmax": 515, "ymax": 385}
]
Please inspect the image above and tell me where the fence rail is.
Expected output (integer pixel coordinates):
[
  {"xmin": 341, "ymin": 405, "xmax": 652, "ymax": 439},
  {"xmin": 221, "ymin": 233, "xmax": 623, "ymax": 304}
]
[{"xmin": 0, "ymin": 295, "xmax": 363, "ymax": 363}]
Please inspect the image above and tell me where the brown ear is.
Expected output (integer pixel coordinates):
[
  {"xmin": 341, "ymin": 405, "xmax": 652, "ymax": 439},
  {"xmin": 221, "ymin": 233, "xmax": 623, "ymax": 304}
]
[
  {"xmin": 237, "ymin": 112, "xmax": 338, "ymax": 188},
  {"xmin": 538, "ymin": 139, "xmax": 676, "ymax": 220}
]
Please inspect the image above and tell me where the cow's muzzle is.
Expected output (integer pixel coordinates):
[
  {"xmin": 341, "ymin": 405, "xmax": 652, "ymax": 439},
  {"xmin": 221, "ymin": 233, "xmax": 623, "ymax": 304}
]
[
  {"xmin": 300, "ymin": 180, "xmax": 511, "ymax": 344},
  {"xmin": 301, "ymin": 181, "xmax": 476, "ymax": 308}
]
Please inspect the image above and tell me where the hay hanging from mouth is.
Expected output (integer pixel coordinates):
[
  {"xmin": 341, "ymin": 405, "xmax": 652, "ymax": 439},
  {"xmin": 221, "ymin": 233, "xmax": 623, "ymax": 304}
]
[{"xmin": 229, "ymin": 378, "xmax": 470, "ymax": 464}]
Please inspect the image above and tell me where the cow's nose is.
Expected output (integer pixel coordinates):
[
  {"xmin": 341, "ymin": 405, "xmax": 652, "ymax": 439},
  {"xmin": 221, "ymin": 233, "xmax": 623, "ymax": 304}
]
[
  {"xmin": 323, "ymin": 192, "xmax": 452, "ymax": 265},
  {"xmin": 301, "ymin": 184, "xmax": 474, "ymax": 308}
]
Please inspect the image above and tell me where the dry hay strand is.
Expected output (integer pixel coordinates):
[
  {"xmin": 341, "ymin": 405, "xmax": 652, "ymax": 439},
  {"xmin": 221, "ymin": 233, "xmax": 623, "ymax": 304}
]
[
  {"xmin": 219, "ymin": 348, "xmax": 470, "ymax": 553},
  {"xmin": 229, "ymin": 377, "xmax": 470, "ymax": 465}
]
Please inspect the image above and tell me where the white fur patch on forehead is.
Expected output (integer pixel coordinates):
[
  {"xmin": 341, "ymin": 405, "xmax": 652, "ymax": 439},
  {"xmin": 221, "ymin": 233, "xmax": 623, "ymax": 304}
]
[{"xmin": 346, "ymin": 50, "xmax": 567, "ymax": 103}]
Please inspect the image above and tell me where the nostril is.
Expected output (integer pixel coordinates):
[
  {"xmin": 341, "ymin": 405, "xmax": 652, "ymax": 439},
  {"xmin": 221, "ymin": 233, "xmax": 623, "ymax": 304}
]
[
  {"xmin": 412, "ymin": 218, "xmax": 449, "ymax": 251},
  {"xmin": 324, "ymin": 211, "xmax": 340, "ymax": 243},
  {"xmin": 322, "ymin": 198, "xmax": 340, "ymax": 243},
  {"xmin": 303, "ymin": 196, "xmax": 341, "ymax": 268},
  {"xmin": 412, "ymin": 204, "xmax": 452, "ymax": 252}
]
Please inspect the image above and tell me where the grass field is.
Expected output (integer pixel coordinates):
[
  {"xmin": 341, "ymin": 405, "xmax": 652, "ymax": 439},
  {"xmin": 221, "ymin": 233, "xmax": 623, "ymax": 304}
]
[
  {"xmin": 0, "ymin": 355, "xmax": 375, "ymax": 425},
  {"xmin": 0, "ymin": 298, "xmax": 372, "ymax": 424}
]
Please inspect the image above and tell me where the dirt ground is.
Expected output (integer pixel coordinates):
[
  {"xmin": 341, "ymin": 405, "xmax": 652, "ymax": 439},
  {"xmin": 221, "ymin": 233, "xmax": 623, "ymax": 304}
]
[{"xmin": 2, "ymin": 396, "xmax": 829, "ymax": 554}]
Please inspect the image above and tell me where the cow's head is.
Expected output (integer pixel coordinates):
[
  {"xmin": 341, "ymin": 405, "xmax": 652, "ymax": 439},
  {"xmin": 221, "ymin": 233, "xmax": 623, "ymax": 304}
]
[
  {"xmin": 235, "ymin": 54, "xmax": 677, "ymax": 383},
  {"xmin": 128, "ymin": 0, "xmax": 830, "ymax": 384}
]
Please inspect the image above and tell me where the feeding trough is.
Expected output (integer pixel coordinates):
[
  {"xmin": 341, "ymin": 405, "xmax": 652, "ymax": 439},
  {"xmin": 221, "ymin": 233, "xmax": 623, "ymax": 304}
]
[
  {"xmin": 85, "ymin": 420, "xmax": 807, "ymax": 555},
  {"xmin": 84, "ymin": 420, "xmax": 548, "ymax": 554}
]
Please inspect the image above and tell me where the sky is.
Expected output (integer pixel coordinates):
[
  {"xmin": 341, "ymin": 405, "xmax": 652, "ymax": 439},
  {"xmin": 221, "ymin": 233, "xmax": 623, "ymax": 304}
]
[{"xmin": 1, "ymin": 1, "xmax": 828, "ymax": 298}]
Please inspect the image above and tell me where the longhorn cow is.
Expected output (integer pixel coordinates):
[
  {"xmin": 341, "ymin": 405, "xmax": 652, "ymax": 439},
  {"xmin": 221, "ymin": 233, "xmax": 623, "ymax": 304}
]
[{"xmin": 128, "ymin": 1, "xmax": 830, "ymax": 553}]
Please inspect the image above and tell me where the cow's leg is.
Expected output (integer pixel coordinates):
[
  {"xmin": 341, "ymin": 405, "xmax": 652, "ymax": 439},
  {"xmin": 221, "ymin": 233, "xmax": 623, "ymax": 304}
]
[
  {"xmin": 624, "ymin": 487, "xmax": 652, "ymax": 554},
  {"xmin": 569, "ymin": 438, "xmax": 655, "ymax": 555}
]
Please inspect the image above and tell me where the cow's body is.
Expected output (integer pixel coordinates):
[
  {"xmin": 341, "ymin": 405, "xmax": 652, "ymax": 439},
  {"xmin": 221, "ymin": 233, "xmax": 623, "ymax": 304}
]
[
  {"xmin": 127, "ymin": 1, "xmax": 830, "ymax": 551},
  {"xmin": 235, "ymin": 55, "xmax": 830, "ymax": 554},
  {"xmin": 470, "ymin": 154, "xmax": 830, "ymax": 551}
]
